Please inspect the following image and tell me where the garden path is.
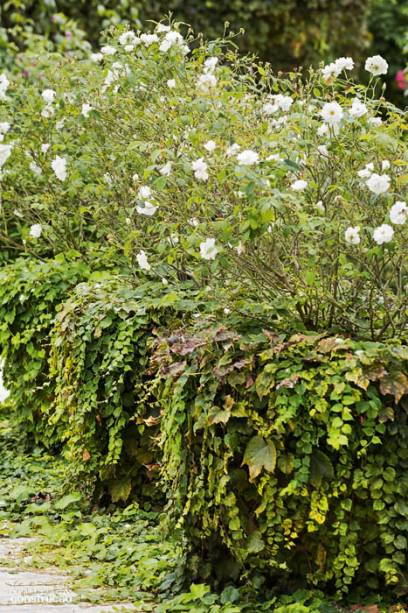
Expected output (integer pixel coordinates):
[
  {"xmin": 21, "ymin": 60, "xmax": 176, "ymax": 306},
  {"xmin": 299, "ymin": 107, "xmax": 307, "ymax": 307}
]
[{"xmin": 0, "ymin": 539, "xmax": 134, "ymax": 612}]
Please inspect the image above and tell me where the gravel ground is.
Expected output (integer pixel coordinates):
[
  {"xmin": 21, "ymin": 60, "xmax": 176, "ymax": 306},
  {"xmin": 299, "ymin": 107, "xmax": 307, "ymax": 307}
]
[{"xmin": 0, "ymin": 539, "xmax": 135, "ymax": 613}]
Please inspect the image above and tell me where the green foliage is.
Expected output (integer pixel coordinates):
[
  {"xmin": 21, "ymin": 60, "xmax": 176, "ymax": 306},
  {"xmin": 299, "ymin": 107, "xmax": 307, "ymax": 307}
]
[
  {"xmin": 47, "ymin": 277, "xmax": 201, "ymax": 499},
  {"xmin": 0, "ymin": 0, "xmax": 370, "ymax": 72},
  {"xmin": 138, "ymin": 0, "xmax": 371, "ymax": 70},
  {"xmin": 0, "ymin": 417, "xmax": 340, "ymax": 610},
  {"xmin": 0, "ymin": 21, "xmax": 408, "ymax": 607},
  {"xmin": 0, "ymin": 416, "xmax": 187, "ymax": 606},
  {"xmin": 2, "ymin": 0, "xmax": 406, "ymax": 107},
  {"xmin": 368, "ymin": 0, "xmax": 408, "ymax": 102},
  {"xmin": 0, "ymin": 3, "xmax": 92, "ymax": 71},
  {"xmin": 0, "ymin": 0, "xmax": 141, "ymax": 46},
  {"xmin": 1, "ymin": 28, "xmax": 407, "ymax": 340},
  {"xmin": 0, "ymin": 256, "xmax": 91, "ymax": 440},
  {"xmin": 155, "ymin": 322, "xmax": 408, "ymax": 595}
]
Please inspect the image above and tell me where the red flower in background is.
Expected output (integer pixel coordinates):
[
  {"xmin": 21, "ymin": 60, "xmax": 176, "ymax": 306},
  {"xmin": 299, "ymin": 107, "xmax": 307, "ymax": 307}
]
[{"xmin": 396, "ymin": 69, "xmax": 407, "ymax": 91}]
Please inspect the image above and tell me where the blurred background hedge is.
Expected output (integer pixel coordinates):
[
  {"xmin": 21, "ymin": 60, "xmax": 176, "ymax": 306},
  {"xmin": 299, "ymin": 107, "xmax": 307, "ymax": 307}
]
[{"xmin": 1, "ymin": 1, "xmax": 407, "ymax": 101}]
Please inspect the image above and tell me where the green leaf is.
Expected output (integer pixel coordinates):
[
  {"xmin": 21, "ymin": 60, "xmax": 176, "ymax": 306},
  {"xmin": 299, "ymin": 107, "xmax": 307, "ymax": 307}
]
[
  {"xmin": 246, "ymin": 531, "xmax": 265, "ymax": 553},
  {"xmin": 109, "ymin": 479, "xmax": 132, "ymax": 503},
  {"xmin": 242, "ymin": 436, "xmax": 276, "ymax": 480},
  {"xmin": 394, "ymin": 501, "xmax": 408, "ymax": 517},
  {"xmin": 310, "ymin": 450, "xmax": 334, "ymax": 486},
  {"xmin": 395, "ymin": 535, "xmax": 407, "ymax": 550},
  {"xmin": 208, "ymin": 407, "xmax": 231, "ymax": 425},
  {"xmin": 189, "ymin": 584, "xmax": 211, "ymax": 600},
  {"xmin": 54, "ymin": 492, "xmax": 82, "ymax": 510},
  {"xmin": 278, "ymin": 453, "xmax": 294, "ymax": 475}
]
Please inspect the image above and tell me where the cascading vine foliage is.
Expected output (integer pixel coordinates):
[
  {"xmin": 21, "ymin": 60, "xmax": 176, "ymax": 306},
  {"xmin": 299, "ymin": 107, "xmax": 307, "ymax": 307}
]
[
  {"xmin": 47, "ymin": 278, "xmax": 203, "ymax": 500},
  {"xmin": 0, "ymin": 256, "xmax": 91, "ymax": 440},
  {"xmin": 154, "ymin": 323, "xmax": 408, "ymax": 594}
]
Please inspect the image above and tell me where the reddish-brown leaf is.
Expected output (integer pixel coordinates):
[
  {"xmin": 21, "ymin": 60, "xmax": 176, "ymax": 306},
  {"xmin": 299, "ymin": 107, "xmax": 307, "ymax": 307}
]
[
  {"xmin": 213, "ymin": 358, "xmax": 249, "ymax": 378},
  {"xmin": 276, "ymin": 374, "xmax": 300, "ymax": 389},
  {"xmin": 379, "ymin": 372, "xmax": 408, "ymax": 403}
]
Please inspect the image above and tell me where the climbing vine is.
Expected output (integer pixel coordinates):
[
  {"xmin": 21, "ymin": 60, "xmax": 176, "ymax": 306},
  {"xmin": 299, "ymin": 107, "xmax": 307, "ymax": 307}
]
[{"xmin": 154, "ymin": 324, "xmax": 408, "ymax": 596}]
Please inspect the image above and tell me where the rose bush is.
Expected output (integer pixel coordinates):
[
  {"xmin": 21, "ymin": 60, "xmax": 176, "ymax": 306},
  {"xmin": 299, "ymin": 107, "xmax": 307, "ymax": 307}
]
[{"xmin": 0, "ymin": 24, "xmax": 406, "ymax": 339}]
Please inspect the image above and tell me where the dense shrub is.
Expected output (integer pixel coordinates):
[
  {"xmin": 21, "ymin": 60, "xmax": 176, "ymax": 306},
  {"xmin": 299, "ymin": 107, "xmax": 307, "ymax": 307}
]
[
  {"xmin": 1, "ymin": 0, "xmax": 371, "ymax": 72},
  {"xmin": 0, "ymin": 3, "xmax": 92, "ymax": 71},
  {"xmin": 47, "ymin": 277, "xmax": 204, "ymax": 500},
  {"xmin": 1, "ymin": 25, "xmax": 406, "ymax": 339},
  {"xmin": 0, "ymin": 256, "xmax": 90, "ymax": 440},
  {"xmin": 0, "ymin": 22, "xmax": 407, "ymax": 602},
  {"xmin": 0, "ymin": 254, "xmax": 211, "ymax": 500},
  {"xmin": 0, "ymin": 0, "xmax": 140, "ymax": 47},
  {"xmin": 154, "ymin": 322, "xmax": 408, "ymax": 595}
]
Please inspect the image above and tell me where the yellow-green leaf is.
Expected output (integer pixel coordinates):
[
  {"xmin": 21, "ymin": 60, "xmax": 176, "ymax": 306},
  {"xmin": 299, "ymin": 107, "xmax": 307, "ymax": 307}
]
[{"xmin": 242, "ymin": 436, "xmax": 276, "ymax": 480}]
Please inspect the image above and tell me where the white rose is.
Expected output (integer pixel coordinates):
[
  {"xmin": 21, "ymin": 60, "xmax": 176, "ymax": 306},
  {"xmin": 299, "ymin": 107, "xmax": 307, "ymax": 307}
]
[
  {"xmin": 373, "ymin": 223, "xmax": 394, "ymax": 245},
  {"xmin": 321, "ymin": 102, "xmax": 343, "ymax": 126},
  {"xmin": 101, "ymin": 45, "xmax": 117, "ymax": 56},
  {"xmin": 204, "ymin": 57, "xmax": 219, "ymax": 72},
  {"xmin": 118, "ymin": 31, "xmax": 139, "ymax": 47},
  {"xmin": 200, "ymin": 238, "xmax": 218, "ymax": 260},
  {"xmin": 0, "ymin": 143, "xmax": 12, "ymax": 169},
  {"xmin": 192, "ymin": 158, "xmax": 209, "ymax": 181},
  {"xmin": 365, "ymin": 55, "xmax": 388, "ymax": 76},
  {"xmin": 136, "ymin": 250, "xmax": 151, "ymax": 271},
  {"xmin": 204, "ymin": 140, "xmax": 217, "ymax": 153},
  {"xmin": 290, "ymin": 179, "xmax": 308, "ymax": 191},
  {"xmin": 226, "ymin": 143, "xmax": 240, "ymax": 157},
  {"xmin": 334, "ymin": 57, "xmax": 354, "ymax": 72},
  {"xmin": 136, "ymin": 201, "xmax": 158, "ymax": 216},
  {"xmin": 236, "ymin": 150, "xmax": 259, "ymax": 166},
  {"xmin": 81, "ymin": 103, "xmax": 92, "ymax": 117},
  {"xmin": 140, "ymin": 34, "xmax": 159, "ymax": 47},
  {"xmin": 389, "ymin": 201, "xmax": 407, "ymax": 225},
  {"xmin": 0, "ymin": 73, "xmax": 10, "ymax": 100},
  {"xmin": 365, "ymin": 173, "xmax": 390, "ymax": 195},
  {"xmin": 357, "ymin": 163, "xmax": 374, "ymax": 179},
  {"xmin": 159, "ymin": 162, "xmax": 172, "ymax": 176},
  {"xmin": 138, "ymin": 185, "xmax": 152, "ymax": 199},
  {"xmin": 344, "ymin": 226, "xmax": 360, "ymax": 245},
  {"xmin": 42, "ymin": 89, "xmax": 56, "ymax": 104},
  {"xmin": 349, "ymin": 98, "xmax": 367, "ymax": 118},
  {"xmin": 51, "ymin": 155, "xmax": 67, "ymax": 181},
  {"xmin": 322, "ymin": 63, "xmax": 338, "ymax": 81},
  {"xmin": 29, "ymin": 223, "xmax": 42, "ymax": 238},
  {"xmin": 197, "ymin": 73, "xmax": 217, "ymax": 92}
]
